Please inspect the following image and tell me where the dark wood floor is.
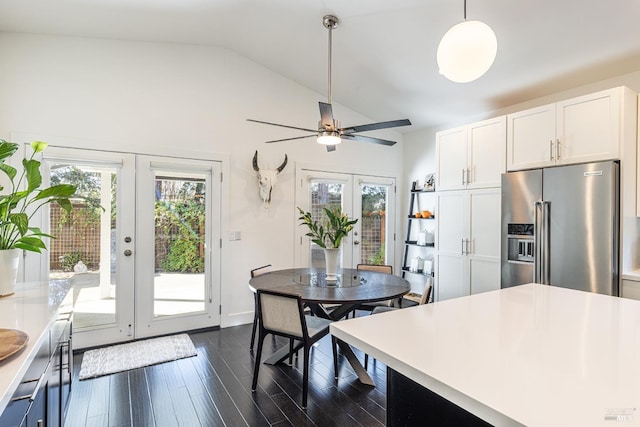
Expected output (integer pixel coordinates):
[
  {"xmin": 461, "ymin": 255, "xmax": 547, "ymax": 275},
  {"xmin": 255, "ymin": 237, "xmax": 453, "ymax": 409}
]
[{"xmin": 64, "ymin": 322, "xmax": 388, "ymax": 426}]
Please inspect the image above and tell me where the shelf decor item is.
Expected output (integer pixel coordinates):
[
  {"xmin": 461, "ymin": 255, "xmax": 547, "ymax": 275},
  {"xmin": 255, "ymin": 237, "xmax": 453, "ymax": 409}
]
[
  {"xmin": 297, "ymin": 206, "xmax": 358, "ymax": 281},
  {"xmin": 0, "ymin": 140, "xmax": 77, "ymax": 296}
]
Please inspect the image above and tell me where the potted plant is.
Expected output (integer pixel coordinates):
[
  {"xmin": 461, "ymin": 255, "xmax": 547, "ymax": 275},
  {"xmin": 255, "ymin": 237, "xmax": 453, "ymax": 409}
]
[
  {"xmin": 0, "ymin": 140, "xmax": 76, "ymax": 296},
  {"xmin": 297, "ymin": 206, "xmax": 358, "ymax": 281}
]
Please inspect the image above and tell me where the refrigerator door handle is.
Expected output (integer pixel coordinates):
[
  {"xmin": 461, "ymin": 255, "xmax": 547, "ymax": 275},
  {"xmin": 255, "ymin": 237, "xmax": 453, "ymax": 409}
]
[
  {"xmin": 542, "ymin": 201, "xmax": 551, "ymax": 284},
  {"xmin": 534, "ymin": 201, "xmax": 542, "ymax": 283}
]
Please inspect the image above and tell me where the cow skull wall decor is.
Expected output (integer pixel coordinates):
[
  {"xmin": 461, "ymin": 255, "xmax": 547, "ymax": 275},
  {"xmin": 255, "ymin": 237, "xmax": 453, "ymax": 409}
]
[{"xmin": 252, "ymin": 150, "xmax": 288, "ymax": 209}]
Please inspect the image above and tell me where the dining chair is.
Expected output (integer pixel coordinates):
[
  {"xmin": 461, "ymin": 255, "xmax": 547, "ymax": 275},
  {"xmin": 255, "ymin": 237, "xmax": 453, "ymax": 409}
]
[
  {"xmin": 364, "ymin": 280, "xmax": 432, "ymax": 369},
  {"xmin": 250, "ymin": 264, "xmax": 273, "ymax": 350},
  {"xmin": 251, "ymin": 289, "xmax": 338, "ymax": 409},
  {"xmin": 352, "ymin": 264, "xmax": 395, "ymax": 316}
]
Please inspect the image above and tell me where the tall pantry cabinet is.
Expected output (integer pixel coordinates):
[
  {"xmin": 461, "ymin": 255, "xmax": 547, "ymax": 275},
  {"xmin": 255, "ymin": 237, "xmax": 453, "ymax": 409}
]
[{"xmin": 435, "ymin": 117, "xmax": 504, "ymax": 301}]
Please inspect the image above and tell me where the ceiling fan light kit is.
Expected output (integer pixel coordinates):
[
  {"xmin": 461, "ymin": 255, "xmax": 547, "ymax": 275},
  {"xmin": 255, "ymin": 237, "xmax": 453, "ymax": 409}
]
[
  {"xmin": 246, "ymin": 14, "xmax": 411, "ymax": 152},
  {"xmin": 437, "ymin": 0, "xmax": 497, "ymax": 83}
]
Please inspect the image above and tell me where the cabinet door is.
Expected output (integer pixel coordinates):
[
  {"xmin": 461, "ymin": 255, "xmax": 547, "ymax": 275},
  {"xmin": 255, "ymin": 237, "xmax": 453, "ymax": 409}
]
[
  {"xmin": 467, "ymin": 116, "xmax": 506, "ymax": 189},
  {"xmin": 468, "ymin": 188, "xmax": 501, "ymax": 294},
  {"xmin": 557, "ymin": 88, "xmax": 620, "ymax": 164},
  {"xmin": 436, "ymin": 127, "xmax": 467, "ymax": 191},
  {"xmin": 436, "ymin": 191, "xmax": 468, "ymax": 300},
  {"xmin": 506, "ymin": 104, "xmax": 556, "ymax": 171}
]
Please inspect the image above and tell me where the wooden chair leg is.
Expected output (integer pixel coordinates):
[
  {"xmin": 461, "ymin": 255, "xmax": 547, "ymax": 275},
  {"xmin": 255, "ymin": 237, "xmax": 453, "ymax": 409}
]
[
  {"xmin": 302, "ymin": 345, "xmax": 310, "ymax": 409},
  {"xmin": 332, "ymin": 336, "xmax": 338, "ymax": 380},
  {"xmin": 288, "ymin": 338, "xmax": 294, "ymax": 365},
  {"xmin": 251, "ymin": 332, "xmax": 266, "ymax": 392},
  {"xmin": 250, "ymin": 296, "xmax": 258, "ymax": 350}
]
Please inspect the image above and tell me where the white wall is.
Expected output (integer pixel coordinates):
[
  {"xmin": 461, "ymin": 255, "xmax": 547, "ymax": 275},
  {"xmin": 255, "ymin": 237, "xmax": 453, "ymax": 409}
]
[{"xmin": 0, "ymin": 33, "xmax": 405, "ymax": 327}]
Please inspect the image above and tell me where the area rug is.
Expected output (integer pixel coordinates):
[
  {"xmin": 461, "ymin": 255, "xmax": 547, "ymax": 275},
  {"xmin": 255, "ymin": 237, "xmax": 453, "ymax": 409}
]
[{"xmin": 79, "ymin": 333, "xmax": 197, "ymax": 380}]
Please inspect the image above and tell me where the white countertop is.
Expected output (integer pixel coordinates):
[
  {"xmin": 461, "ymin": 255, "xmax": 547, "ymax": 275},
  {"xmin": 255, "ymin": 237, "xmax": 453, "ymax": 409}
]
[
  {"xmin": 0, "ymin": 281, "xmax": 72, "ymax": 414},
  {"xmin": 330, "ymin": 283, "xmax": 640, "ymax": 427}
]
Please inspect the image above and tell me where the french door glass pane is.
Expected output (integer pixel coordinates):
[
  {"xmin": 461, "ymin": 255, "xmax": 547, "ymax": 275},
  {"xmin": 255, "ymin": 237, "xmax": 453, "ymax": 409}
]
[
  {"xmin": 153, "ymin": 173, "xmax": 206, "ymax": 317},
  {"xmin": 49, "ymin": 164, "xmax": 117, "ymax": 330},
  {"xmin": 360, "ymin": 183, "xmax": 389, "ymax": 265},
  {"xmin": 309, "ymin": 181, "xmax": 344, "ymax": 268}
]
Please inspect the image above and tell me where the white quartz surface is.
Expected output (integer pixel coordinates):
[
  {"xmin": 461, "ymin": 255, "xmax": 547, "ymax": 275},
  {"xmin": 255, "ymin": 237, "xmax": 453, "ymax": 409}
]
[
  {"xmin": 0, "ymin": 281, "xmax": 71, "ymax": 413},
  {"xmin": 331, "ymin": 283, "xmax": 640, "ymax": 426}
]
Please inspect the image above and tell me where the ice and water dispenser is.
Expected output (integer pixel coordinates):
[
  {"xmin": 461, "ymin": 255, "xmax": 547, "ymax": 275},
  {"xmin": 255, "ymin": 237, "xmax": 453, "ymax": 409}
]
[{"xmin": 506, "ymin": 224, "xmax": 534, "ymax": 263}]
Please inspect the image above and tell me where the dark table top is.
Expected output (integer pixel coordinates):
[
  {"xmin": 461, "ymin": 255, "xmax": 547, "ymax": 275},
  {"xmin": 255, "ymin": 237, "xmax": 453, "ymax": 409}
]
[{"xmin": 249, "ymin": 267, "xmax": 411, "ymax": 304}]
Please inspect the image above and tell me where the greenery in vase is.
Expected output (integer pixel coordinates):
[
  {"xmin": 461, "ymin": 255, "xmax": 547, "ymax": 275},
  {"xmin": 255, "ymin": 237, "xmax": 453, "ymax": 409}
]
[
  {"xmin": 297, "ymin": 206, "xmax": 358, "ymax": 249},
  {"xmin": 0, "ymin": 140, "xmax": 77, "ymax": 253}
]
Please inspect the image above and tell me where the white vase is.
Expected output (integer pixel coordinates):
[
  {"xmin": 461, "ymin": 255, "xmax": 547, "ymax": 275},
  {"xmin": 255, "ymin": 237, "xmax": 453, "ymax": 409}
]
[
  {"xmin": 323, "ymin": 248, "xmax": 340, "ymax": 282},
  {"xmin": 0, "ymin": 249, "xmax": 21, "ymax": 297}
]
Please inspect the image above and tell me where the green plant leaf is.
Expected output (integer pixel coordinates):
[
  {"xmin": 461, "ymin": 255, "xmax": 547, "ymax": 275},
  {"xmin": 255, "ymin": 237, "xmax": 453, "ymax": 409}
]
[
  {"xmin": 23, "ymin": 158, "xmax": 42, "ymax": 193},
  {"xmin": 34, "ymin": 184, "xmax": 76, "ymax": 200},
  {"xmin": 0, "ymin": 141, "xmax": 19, "ymax": 162},
  {"xmin": 0, "ymin": 163, "xmax": 17, "ymax": 180},
  {"xmin": 55, "ymin": 198, "xmax": 73, "ymax": 212},
  {"xmin": 16, "ymin": 236, "xmax": 46, "ymax": 249},
  {"xmin": 14, "ymin": 241, "xmax": 42, "ymax": 253},
  {"xmin": 9, "ymin": 213, "xmax": 28, "ymax": 236}
]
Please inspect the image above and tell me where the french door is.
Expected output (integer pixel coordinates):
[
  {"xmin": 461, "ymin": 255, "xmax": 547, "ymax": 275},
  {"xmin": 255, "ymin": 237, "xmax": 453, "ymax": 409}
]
[
  {"xmin": 42, "ymin": 148, "xmax": 221, "ymax": 349},
  {"xmin": 295, "ymin": 170, "xmax": 396, "ymax": 270}
]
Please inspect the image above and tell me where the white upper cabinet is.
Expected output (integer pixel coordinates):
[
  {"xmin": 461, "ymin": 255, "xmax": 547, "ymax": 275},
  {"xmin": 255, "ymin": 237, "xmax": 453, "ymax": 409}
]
[
  {"xmin": 436, "ymin": 126, "xmax": 466, "ymax": 191},
  {"xmin": 507, "ymin": 87, "xmax": 635, "ymax": 171},
  {"xmin": 436, "ymin": 116, "xmax": 506, "ymax": 191}
]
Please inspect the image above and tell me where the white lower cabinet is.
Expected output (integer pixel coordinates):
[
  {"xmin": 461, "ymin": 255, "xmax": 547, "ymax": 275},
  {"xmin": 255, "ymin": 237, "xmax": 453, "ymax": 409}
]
[{"xmin": 436, "ymin": 188, "xmax": 501, "ymax": 301}]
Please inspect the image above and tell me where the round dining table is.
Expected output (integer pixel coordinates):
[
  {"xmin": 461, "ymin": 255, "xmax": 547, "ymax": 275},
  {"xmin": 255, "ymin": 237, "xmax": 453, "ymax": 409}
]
[{"xmin": 249, "ymin": 267, "xmax": 410, "ymax": 386}]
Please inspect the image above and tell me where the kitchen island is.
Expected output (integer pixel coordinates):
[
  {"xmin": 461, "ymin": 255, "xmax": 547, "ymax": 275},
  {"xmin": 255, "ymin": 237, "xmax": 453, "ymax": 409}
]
[{"xmin": 330, "ymin": 283, "xmax": 640, "ymax": 426}]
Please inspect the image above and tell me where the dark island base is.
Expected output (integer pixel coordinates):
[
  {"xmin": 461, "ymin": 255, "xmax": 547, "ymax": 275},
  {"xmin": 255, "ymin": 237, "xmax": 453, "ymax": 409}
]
[{"xmin": 387, "ymin": 367, "xmax": 494, "ymax": 427}]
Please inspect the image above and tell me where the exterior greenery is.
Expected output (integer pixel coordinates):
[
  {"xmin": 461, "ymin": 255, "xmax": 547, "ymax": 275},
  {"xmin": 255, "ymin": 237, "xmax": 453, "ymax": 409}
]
[{"xmin": 0, "ymin": 141, "xmax": 76, "ymax": 253}]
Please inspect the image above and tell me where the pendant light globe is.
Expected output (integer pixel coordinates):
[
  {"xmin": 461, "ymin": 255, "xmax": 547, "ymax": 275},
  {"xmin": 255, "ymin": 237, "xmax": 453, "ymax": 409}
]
[{"xmin": 436, "ymin": 19, "xmax": 497, "ymax": 83}]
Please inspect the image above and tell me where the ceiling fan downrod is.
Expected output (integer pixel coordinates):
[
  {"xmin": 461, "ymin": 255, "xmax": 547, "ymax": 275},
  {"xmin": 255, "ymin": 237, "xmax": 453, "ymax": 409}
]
[{"xmin": 323, "ymin": 15, "xmax": 338, "ymax": 105}]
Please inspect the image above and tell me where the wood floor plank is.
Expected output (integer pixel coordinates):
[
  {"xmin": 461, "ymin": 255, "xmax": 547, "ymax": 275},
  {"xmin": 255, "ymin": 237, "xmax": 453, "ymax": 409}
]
[
  {"xmin": 108, "ymin": 372, "xmax": 131, "ymax": 427},
  {"xmin": 128, "ymin": 368, "xmax": 155, "ymax": 427},
  {"xmin": 145, "ymin": 365, "xmax": 179, "ymax": 427}
]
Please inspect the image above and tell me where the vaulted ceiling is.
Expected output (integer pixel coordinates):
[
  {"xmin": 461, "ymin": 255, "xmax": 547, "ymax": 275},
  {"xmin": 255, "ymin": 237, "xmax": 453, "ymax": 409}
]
[{"xmin": 1, "ymin": 0, "xmax": 639, "ymax": 131}]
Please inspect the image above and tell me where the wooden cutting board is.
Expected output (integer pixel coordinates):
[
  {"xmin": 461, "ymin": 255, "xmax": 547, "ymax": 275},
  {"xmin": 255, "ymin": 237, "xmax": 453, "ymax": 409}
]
[{"xmin": 0, "ymin": 329, "xmax": 29, "ymax": 362}]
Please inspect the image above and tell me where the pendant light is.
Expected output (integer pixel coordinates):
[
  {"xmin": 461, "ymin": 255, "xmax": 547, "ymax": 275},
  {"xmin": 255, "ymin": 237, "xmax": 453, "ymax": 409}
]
[{"xmin": 437, "ymin": 0, "xmax": 497, "ymax": 83}]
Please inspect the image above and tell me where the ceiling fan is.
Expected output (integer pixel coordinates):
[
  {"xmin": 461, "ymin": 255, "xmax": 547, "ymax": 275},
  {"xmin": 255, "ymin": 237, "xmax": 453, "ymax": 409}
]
[{"xmin": 247, "ymin": 15, "xmax": 412, "ymax": 152}]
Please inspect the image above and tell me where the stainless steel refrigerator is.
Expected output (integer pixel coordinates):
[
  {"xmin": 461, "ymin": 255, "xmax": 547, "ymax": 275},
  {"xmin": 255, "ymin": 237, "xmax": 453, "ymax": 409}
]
[{"xmin": 501, "ymin": 161, "xmax": 619, "ymax": 295}]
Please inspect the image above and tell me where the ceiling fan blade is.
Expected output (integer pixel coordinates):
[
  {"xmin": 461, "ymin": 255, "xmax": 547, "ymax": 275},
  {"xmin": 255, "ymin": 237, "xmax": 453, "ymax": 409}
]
[
  {"xmin": 318, "ymin": 102, "xmax": 335, "ymax": 129},
  {"xmin": 340, "ymin": 119, "xmax": 412, "ymax": 134},
  {"xmin": 342, "ymin": 133, "xmax": 397, "ymax": 146},
  {"xmin": 265, "ymin": 134, "xmax": 317, "ymax": 143},
  {"xmin": 326, "ymin": 144, "xmax": 337, "ymax": 152},
  {"xmin": 247, "ymin": 119, "xmax": 318, "ymax": 133}
]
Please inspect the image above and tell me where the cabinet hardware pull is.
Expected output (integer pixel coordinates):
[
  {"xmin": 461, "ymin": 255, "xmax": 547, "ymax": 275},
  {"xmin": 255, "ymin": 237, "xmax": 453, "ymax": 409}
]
[
  {"xmin": 556, "ymin": 139, "xmax": 561, "ymax": 159},
  {"xmin": 461, "ymin": 239, "xmax": 465, "ymax": 255},
  {"xmin": 466, "ymin": 168, "xmax": 470, "ymax": 185},
  {"xmin": 549, "ymin": 140, "xmax": 554, "ymax": 160},
  {"xmin": 461, "ymin": 169, "xmax": 466, "ymax": 185},
  {"xmin": 465, "ymin": 239, "xmax": 471, "ymax": 255}
]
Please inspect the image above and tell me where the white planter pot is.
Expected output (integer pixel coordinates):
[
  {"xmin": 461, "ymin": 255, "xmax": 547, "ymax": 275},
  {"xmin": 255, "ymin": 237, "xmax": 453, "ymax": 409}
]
[
  {"xmin": 0, "ymin": 249, "xmax": 22, "ymax": 297},
  {"xmin": 0, "ymin": 249, "xmax": 21, "ymax": 297},
  {"xmin": 323, "ymin": 248, "xmax": 340, "ymax": 282}
]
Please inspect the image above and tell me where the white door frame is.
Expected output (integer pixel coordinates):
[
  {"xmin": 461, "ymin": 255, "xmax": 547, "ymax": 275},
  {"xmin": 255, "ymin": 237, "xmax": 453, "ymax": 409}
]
[{"xmin": 295, "ymin": 164, "xmax": 397, "ymax": 270}]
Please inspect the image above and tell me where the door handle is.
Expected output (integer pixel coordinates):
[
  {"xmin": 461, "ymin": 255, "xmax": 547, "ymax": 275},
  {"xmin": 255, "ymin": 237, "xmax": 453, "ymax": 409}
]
[
  {"xmin": 124, "ymin": 249, "xmax": 132, "ymax": 256},
  {"xmin": 556, "ymin": 139, "xmax": 561, "ymax": 160},
  {"xmin": 461, "ymin": 169, "xmax": 466, "ymax": 185},
  {"xmin": 549, "ymin": 140, "xmax": 554, "ymax": 160},
  {"xmin": 353, "ymin": 240, "xmax": 360, "ymax": 245},
  {"xmin": 461, "ymin": 239, "xmax": 465, "ymax": 255},
  {"xmin": 466, "ymin": 168, "xmax": 471, "ymax": 185},
  {"xmin": 465, "ymin": 238, "xmax": 471, "ymax": 255}
]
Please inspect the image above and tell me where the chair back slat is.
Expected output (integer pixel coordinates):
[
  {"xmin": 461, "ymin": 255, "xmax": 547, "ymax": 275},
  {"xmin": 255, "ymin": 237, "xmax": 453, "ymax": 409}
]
[
  {"xmin": 356, "ymin": 264, "xmax": 393, "ymax": 275},
  {"xmin": 258, "ymin": 291, "xmax": 304, "ymax": 338},
  {"xmin": 251, "ymin": 264, "xmax": 273, "ymax": 278}
]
